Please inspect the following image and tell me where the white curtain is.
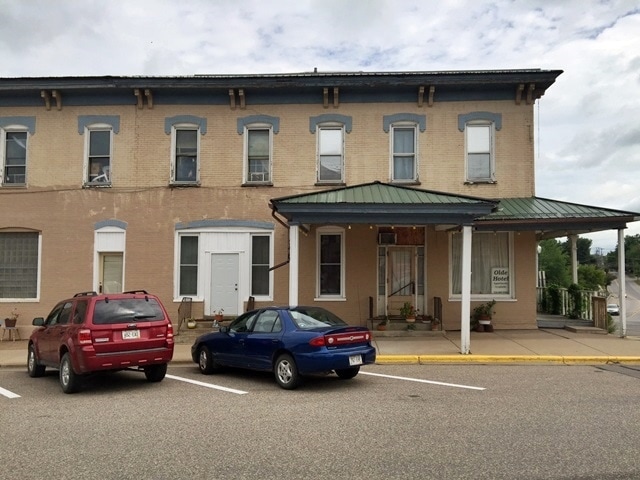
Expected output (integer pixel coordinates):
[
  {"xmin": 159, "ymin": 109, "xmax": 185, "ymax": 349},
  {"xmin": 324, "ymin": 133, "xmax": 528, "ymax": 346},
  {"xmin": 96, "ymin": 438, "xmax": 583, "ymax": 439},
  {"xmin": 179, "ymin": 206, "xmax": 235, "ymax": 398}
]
[{"xmin": 452, "ymin": 232, "xmax": 509, "ymax": 294}]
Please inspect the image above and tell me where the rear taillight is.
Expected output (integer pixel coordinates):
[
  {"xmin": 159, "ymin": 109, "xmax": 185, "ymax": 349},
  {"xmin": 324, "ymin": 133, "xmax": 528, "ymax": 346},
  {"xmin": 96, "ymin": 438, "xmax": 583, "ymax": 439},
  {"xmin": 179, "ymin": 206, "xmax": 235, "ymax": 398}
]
[
  {"xmin": 167, "ymin": 323, "xmax": 173, "ymax": 339},
  {"xmin": 309, "ymin": 336, "xmax": 326, "ymax": 347},
  {"xmin": 78, "ymin": 329, "xmax": 92, "ymax": 345}
]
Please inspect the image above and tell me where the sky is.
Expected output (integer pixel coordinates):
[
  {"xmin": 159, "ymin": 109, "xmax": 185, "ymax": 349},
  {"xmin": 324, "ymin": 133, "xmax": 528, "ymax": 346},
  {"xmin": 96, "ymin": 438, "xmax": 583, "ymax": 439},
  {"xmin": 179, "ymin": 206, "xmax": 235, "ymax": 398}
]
[{"xmin": 1, "ymin": 0, "xmax": 639, "ymax": 252}]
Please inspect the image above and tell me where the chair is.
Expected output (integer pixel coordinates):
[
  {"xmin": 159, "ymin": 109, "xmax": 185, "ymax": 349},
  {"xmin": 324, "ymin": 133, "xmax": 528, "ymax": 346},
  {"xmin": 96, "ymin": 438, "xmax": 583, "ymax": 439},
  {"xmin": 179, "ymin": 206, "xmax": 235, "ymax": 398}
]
[{"xmin": 1, "ymin": 318, "xmax": 21, "ymax": 341}]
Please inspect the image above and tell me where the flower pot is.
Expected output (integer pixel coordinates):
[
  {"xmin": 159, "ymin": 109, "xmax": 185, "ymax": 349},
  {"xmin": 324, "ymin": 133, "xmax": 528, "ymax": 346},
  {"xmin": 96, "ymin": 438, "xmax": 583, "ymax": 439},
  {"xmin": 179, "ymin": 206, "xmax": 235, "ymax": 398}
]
[
  {"xmin": 186, "ymin": 319, "xmax": 197, "ymax": 329},
  {"xmin": 405, "ymin": 316, "xmax": 416, "ymax": 323},
  {"xmin": 376, "ymin": 324, "xmax": 387, "ymax": 331},
  {"xmin": 215, "ymin": 314, "xmax": 224, "ymax": 322},
  {"xmin": 4, "ymin": 318, "xmax": 17, "ymax": 328},
  {"xmin": 431, "ymin": 322, "xmax": 439, "ymax": 331}
]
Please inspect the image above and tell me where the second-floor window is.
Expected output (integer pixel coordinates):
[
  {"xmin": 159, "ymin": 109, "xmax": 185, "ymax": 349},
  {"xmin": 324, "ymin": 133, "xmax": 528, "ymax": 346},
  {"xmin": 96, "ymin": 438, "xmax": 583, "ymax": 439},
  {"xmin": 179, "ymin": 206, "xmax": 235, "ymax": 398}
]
[
  {"xmin": 1, "ymin": 130, "xmax": 27, "ymax": 186},
  {"xmin": 466, "ymin": 122, "xmax": 494, "ymax": 182},
  {"xmin": 317, "ymin": 126, "xmax": 344, "ymax": 182},
  {"xmin": 391, "ymin": 125, "xmax": 417, "ymax": 182},
  {"xmin": 173, "ymin": 127, "xmax": 199, "ymax": 183},
  {"xmin": 246, "ymin": 128, "xmax": 271, "ymax": 183},
  {"xmin": 86, "ymin": 128, "xmax": 112, "ymax": 185}
]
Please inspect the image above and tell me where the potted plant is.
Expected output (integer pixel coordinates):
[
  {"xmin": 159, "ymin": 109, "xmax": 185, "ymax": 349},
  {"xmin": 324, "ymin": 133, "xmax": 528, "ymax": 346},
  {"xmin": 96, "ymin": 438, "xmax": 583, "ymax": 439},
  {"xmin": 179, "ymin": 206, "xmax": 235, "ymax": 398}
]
[
  {"xmin": 376, "ymin": 316, "xmax": 389, "ymax": 331},
  {"xmin": 430, "ymin": 317, "xmax": 440, "ymax": 331},
  {"xmin": 472, "ymin": 300, "xmax": 496, "ymax": 332},
  {"xmin": 400, "ymin": 302, "xmax": 417, "ymax": 323},
  {"xmin": 4, "ymin": 308, "xmax": 19, "ymax": 328},
  {"xmin": 214, "ymin": 308, "xmax": 224, "ymax": 323}
]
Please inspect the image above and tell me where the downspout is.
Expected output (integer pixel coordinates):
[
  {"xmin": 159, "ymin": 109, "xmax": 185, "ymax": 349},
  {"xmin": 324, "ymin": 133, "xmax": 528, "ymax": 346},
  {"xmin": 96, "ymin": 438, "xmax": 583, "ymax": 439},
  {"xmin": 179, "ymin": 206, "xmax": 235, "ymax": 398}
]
[{"xmin": 269, "ymin": 204, "xmax": 309, "ymax": 271}]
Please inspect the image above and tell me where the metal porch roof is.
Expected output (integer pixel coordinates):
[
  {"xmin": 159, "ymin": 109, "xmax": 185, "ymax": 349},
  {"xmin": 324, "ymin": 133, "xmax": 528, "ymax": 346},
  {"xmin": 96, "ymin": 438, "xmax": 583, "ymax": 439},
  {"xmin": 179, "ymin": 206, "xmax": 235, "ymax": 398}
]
[{"xmin": 270, "ymin": 184, "xmax": 640, "ymax": 237}]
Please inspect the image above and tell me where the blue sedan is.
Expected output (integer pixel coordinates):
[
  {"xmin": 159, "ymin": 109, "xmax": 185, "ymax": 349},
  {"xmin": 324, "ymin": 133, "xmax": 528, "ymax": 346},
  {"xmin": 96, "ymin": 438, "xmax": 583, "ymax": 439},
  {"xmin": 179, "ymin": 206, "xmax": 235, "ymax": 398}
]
[{"xmin": 191, "ymin": 306, "xmax": 376, "ymax": 389}]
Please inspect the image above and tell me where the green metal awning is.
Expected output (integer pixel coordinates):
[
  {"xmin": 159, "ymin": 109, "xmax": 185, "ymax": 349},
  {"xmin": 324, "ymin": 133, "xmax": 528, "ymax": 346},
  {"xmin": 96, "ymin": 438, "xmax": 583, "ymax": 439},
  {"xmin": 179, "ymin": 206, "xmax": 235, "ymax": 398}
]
[
  {"xmin": 271, "ymin": 183, "xmax": 640, "ymax": 237},
  {"xmin": 476, "ymin": 197, "xmax": 640, "ymax": 238},
  {"xmin": 270, "ymin": 181, "xmax": 498, "ymax": 225}
]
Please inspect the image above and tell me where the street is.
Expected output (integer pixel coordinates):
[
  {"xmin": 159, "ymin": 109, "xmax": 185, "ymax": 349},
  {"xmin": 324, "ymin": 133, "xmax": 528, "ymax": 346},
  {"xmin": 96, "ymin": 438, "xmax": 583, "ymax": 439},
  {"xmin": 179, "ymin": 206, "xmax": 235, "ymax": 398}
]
[
  {"xmin": 608, "ymin": 276, "xmax": 640, "ymax": 336},
  {"xmin": 2, "ymin": 363, "xmax": 640, "ymax": 479}
]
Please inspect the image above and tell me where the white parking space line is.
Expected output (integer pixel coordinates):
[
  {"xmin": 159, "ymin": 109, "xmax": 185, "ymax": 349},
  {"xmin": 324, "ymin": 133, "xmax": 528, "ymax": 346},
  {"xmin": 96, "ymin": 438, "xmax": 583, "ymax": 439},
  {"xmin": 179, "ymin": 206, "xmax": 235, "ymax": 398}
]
[
  {"xmin": 0, "ymin": 386, "xmax": 21, "ymax": 399},
  {"xmin": 166, "ymin": 374, "xmax": 248, "ymax": 395},
  {"xmin": 360, "ymin": 371, "xmax": 485, "ymax": 391}
]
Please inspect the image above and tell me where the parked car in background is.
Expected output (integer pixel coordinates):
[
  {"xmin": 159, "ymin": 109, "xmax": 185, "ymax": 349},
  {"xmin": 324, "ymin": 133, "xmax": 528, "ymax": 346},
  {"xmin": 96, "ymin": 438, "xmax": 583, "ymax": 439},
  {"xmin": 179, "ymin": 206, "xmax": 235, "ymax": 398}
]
[
  {"xmin": 28, "ymin": 290, "xmax": 174, "ymax": 393},
  {"xmin": 191, "ymin": 306, "xmax": 376, "ymax": 389},
  {"xmin": 607, "ymin": 303, "xmax": 620, "ymax": 316}
]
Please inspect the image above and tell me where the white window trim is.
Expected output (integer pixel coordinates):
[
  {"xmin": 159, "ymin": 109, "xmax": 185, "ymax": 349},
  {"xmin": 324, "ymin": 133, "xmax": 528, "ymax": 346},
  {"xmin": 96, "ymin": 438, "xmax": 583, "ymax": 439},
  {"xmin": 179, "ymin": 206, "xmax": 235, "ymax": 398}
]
[
  {"xmin": 389, "ymin": 123, "xmax": 419, "ymax": 183},
  {"xmin": 250, "ymin": 233, "xmax": 274, "ymax": 300},
  {"xmin": 448, "ymin": 231, "xmax": 514, "ymax": 300},
  {"xmin": 83, "ymin": 124, "xmax": 113, "ymax": 186},
  {"xmin": 0, "ymin": 125, "xmax": 29, "ymax": 187},
  {"xmin": 170, "ymin": 123, "xmax": 201, "ymax": 185},
  {"xmin": 315, "ymin": 226, "xmax": 346, "ymax": 300},
  {"xmin": 316, "ymin": 124, "xmax": 345, "ymax": 184},
  {"xmin": 243, "ymin": 124, "xmax": 273, "ymax": 185},
  {"xmin": 464, "ymin": 121, "xmax": 496, "ymax": 183}
]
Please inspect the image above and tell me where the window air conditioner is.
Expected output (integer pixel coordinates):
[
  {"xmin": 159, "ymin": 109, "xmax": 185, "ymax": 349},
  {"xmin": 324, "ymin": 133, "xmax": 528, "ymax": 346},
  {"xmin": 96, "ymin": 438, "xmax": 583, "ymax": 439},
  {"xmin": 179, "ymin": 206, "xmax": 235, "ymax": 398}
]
[{"xmin": 378, "ymin": 233, "xmax": 397, "ymax": 245}]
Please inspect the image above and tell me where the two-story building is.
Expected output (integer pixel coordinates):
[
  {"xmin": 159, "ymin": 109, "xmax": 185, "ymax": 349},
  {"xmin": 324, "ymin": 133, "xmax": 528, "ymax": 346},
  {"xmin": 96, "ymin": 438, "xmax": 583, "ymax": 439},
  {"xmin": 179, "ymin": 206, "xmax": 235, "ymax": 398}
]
[{"xmin": 1, "ymin": 70, "xmax": 638, "ymax": 352}]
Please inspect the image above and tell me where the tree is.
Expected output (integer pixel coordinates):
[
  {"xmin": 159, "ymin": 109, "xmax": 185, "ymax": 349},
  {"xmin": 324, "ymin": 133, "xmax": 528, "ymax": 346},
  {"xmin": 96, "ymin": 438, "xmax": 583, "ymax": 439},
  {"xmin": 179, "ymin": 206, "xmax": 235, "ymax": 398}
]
[
  {"xmin": 577, "ymin": 264, "xmax": 607, "ymax": 290},
  {"xmin": 606, "ymin": 234, "xmax": 640, "ymax": 275},
  {"xmin": 538, "ymin": 239, "xmax": 571, "ymax": 287}
]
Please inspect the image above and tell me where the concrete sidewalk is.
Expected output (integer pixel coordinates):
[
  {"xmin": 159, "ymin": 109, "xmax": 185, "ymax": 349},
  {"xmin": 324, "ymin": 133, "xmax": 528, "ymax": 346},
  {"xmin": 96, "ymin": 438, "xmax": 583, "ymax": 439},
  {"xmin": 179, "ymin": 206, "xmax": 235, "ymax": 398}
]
[{"xmin": 2, "ymin": 328, "xmax": 640, "ymax": 368}]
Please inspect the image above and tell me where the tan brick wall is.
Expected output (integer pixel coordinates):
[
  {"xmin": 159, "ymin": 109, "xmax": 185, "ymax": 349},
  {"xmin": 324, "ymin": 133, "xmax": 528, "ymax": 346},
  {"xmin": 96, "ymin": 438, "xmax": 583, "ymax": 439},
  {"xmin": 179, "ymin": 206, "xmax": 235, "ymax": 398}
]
[{"xmin": 1, "ymin": 98, "xmax": 537, "ymax": 327}]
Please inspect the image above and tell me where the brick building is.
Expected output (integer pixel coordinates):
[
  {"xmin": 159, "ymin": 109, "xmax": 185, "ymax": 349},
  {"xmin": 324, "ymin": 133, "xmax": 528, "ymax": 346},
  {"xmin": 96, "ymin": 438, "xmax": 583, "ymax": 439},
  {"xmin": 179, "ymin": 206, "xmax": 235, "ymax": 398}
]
[{"xmin": 1, "ymin": 70, "xmax": 638, "ymax": 351}]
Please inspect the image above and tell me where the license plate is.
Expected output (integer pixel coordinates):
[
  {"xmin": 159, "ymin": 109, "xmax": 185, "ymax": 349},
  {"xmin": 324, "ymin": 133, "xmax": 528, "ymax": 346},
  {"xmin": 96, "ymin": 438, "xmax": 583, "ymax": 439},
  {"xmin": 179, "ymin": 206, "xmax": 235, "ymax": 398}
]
[
  {"xmin": 349, "ymin": 354, "xmax": 363, "ymax": 366},
  {"xmin": 122, "ymin": 330, "xmax": 140, "ymax": 340}
]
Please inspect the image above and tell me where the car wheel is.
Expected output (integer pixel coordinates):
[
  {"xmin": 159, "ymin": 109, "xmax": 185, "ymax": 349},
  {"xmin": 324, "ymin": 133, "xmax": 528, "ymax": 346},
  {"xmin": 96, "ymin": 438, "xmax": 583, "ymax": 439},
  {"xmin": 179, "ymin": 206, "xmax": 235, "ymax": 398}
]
[
  {"xmin": 144, "ymin": 363, "xmax": 167, "ymax": 382},
  {"xmin": 274, "ymin": 354, "xmax": 300, "ymax": 390},
  {"xmin": 198, "ymin": 346, "xmax": 221, "ymax": 374},
  {"xmin": 59, "ymin": 353, "xmax": 81, "ymax": 394},
  {"xmin": 335, "ymin": 366, "xmax": 360, "ymax": 379},
  {"xmin": 27, "ymin": 345, "xmax": 46, "ymax": 378}
]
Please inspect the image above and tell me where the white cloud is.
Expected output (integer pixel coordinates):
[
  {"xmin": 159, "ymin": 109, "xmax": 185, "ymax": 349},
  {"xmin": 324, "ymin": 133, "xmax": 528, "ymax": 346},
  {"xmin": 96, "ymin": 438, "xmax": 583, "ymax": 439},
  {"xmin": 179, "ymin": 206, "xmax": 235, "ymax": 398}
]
[{"xmin": 1, "ymin": 0, "xmax": 639, "ymax": 250}]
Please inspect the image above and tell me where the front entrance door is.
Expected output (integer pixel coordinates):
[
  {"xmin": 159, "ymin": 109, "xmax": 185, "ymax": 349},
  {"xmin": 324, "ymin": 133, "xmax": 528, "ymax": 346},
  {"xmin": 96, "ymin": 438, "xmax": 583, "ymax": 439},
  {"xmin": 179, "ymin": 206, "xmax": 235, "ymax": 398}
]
[
  {"xmin": 387, "ymin": 247, "xmax": 415, "ymax": 316},
  {"xmin": 210, "ymin": 253, "xmax": 239, "ymax": 316}
]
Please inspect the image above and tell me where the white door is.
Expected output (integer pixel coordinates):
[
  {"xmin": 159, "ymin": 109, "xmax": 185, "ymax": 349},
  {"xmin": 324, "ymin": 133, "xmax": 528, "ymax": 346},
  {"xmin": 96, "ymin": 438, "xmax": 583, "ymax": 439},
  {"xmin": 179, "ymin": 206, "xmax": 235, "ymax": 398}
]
[{"xmin": 210, "ymin": 253, "xmax": 239, "ymax": 316}]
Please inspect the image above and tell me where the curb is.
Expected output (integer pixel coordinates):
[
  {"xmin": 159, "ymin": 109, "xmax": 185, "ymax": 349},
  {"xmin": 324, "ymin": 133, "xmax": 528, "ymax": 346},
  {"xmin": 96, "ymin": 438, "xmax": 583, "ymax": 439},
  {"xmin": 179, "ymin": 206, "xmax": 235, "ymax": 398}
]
[{"xmin": 375, "ymin": 355, "xmax": 640, "ymax": 365}]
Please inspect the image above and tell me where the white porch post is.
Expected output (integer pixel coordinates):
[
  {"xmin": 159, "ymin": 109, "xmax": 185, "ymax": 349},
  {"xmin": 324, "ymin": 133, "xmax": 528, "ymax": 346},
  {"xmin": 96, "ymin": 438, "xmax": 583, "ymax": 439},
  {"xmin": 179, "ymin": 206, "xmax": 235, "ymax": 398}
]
[
  {"xmin": 618, "ymin": 228, "xmax": 627, "ymax": 337},
  {"xmin": 569, "ymin": 234, "xmax": 578, "ymax": 284},
  {"xmin": 289, "ymin": 224, "xmax": 300, "ymax": 307},
  {"xmin": 460, "ymin": 225, "xmax": 472, "ymax": 354}
]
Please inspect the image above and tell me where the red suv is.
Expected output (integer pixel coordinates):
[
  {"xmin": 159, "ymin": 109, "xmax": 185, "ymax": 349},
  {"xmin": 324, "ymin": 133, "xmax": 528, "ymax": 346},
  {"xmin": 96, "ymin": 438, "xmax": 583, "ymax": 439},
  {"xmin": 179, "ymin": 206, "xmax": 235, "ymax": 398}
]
[{"xmin": 28, "ymin": 290, "xmax": 174, "ymax": 393}]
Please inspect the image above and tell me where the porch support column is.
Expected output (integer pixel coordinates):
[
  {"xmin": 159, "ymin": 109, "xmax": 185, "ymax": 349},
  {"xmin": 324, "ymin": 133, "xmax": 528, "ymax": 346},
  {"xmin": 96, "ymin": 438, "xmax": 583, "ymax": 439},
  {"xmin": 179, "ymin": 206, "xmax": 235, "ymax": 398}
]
[
  {"xmin": 618, "ymin": 228, "xmax": 627, "ymax": 337},
  {"xmin": 569, "ymin": 234, "xmax": 578, "ymax": 284},
  {"xmin": 460, "ymin": 225, "xmax": 473, "ymax": 354},
  {"xmin": 289, "ymin": 224, "xmax": 300, "ymax": 307}
]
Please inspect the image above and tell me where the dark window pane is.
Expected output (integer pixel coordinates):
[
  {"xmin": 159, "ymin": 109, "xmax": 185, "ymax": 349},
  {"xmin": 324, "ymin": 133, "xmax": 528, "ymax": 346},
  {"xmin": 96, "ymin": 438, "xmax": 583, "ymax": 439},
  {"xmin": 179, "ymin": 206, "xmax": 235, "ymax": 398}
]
[
  {"xmin": 0, "ymin": 232, "xmax": 38, "ymax": 298},
  {"xmin": 89, "ymin": 131, "xmax": 110, "ymax": 156}
]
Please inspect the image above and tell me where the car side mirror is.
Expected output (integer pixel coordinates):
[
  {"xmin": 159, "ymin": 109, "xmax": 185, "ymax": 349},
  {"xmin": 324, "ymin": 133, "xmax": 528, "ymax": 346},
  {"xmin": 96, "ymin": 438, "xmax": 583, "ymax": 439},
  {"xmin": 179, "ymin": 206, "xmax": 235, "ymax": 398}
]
[{"xmin": 32, "ymin": 317, "xmax": 45, "ymax": 326}]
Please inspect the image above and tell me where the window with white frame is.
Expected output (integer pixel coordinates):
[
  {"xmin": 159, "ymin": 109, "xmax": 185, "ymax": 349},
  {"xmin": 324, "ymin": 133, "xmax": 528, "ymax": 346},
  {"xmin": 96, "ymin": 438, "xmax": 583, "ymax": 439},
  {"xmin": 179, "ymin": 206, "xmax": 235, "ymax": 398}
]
[
  {"xmin": 246, "ymin": 128, "xmax": 271, "ymax": 183},
  {"xmin": 451, "ymin": 231, "xmax": 511, "ymax": 296},
  {"xmin": 317, "ymin": 126, "xmax": 344, "ymax": 182},
  {"xmin": 391, "ymin": 125, "xmax": 417, "ymax": 181},
  {"xmin": 465, "ymin": 122, "xmax": 494, "ymax": 182},
  {"xmin": 173, "ymin": 127, "xmax": 199, "ymax": 183},
  {"xmin": 251, "ymin": 235, "xmax": 270, "ymax": 296},
  {"xmin": 317, "ymin": 228, "xmax": 344, "ymax": 297},
  {"xmin": 179, "ymin": 235, "xmax": 199, "ymax": 296},
  {"xmin": 0, "ymin": 232, "xmax": 39, "ymax": 299},
  {"xmin": 1, "ymin": 129, "xmax": 28, "ymax": 186},
  {"xmin": 85, "ymin": 128, "xmax": 112, "ymax": 185}
]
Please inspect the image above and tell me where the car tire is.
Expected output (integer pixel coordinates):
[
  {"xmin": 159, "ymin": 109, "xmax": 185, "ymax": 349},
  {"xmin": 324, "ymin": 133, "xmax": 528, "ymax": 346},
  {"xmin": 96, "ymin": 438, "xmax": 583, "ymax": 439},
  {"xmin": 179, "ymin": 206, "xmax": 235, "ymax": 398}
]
[
  {"xmin": 335, "ymin": 366, "xmax": 360, "ymax": 380},
  {"xmin": 60, "ymin": 352, "xmax": 81, "ymax": 394},
  {"xmin": 144, "ymin": 363, "xmax": 167, "ymax": 382},
  {"xmin": 198, "ymin": 346, "xmax": 221, "ymax": 374},
  {"xmin": 274, "ymin": 354, "xmax": 300, "ymax": 390},
  {"xmin": 27, "ymin": 344, "xmax": 46, "ymax": 378}
]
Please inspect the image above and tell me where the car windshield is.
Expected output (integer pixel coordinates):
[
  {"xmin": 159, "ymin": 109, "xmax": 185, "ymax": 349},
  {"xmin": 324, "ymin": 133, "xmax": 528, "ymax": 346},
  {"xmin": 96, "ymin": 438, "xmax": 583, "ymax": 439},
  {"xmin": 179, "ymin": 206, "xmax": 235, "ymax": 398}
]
[
  {"xmin": 289, "ymin": 307, "xmax": 347, "ymax": 330},
  {"xmin": 93, "ymin": 298, "xmax": 165, "ymax": 325}
]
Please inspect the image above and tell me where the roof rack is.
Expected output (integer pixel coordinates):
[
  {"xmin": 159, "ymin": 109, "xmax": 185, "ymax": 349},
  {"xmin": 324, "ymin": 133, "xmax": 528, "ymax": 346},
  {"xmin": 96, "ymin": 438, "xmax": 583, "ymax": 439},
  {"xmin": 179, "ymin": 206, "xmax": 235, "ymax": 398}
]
[
  {"xmin": 73, "ymin": 291, "xmax": 98, "ymax": 297},
  {"xmin": 122, "ymin": 289, "xmax": 149, "ymax": 294}
]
